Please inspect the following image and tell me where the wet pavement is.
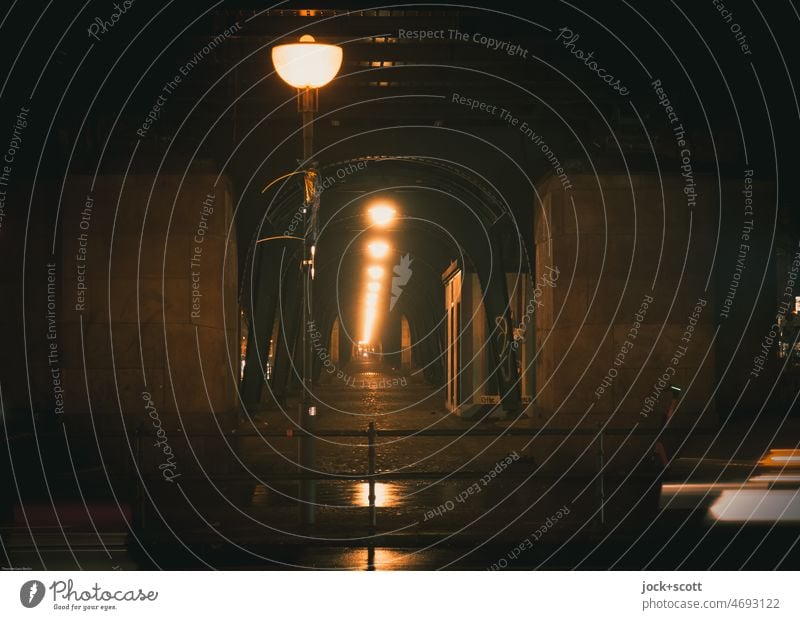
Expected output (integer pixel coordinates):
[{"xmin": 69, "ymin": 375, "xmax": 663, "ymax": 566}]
[
  {"xmin": 4, "ymin": 359, "xmax": 800, "ymax": 570},
  {"xmin": 120, "ymin": 361, "xmax": 800, "ymax": 568}
]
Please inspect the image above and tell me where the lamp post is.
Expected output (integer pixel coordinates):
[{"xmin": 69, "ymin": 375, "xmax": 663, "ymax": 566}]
[{"xmin": 272, "ymin": 35, "xmax": 342, "ymax": 526}]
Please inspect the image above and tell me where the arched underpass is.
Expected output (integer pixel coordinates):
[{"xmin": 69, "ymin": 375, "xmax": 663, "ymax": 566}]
[
  {"xmin": 208, "ymin": 155, "xmax": 658, "ymax": 569},
  {"xmin": 2, "ymin": 3, "xmax": 797, "ymax": 573},
  {"xmin": 240, "ymin": 156, "xmax": 530, "ymax": 411}
]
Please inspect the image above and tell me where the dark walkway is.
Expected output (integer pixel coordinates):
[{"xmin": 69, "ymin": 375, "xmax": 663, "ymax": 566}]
[
  {"xmin": 109, "ymin": 362, "xmax": 800, "ymax": 569},
  {"xmin": 4, "ymin": 360, "xmax": 800, "ymax": 570}
]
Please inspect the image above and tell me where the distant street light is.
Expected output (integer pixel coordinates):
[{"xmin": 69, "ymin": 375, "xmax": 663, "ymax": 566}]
[
  {"xmin": 367, "ymin": 240, "xmax": 390, "ymax": 259},
  {"xmin": 271, "ymin": 34, "xmax": 342, "ymax": 527},
  {"xmin": 367, "ymin": 265, "xmax": 384, "ymax": 279},
  {"xmin": 368, "ymin": 203, "xmax": 396, "ymax": 227}
]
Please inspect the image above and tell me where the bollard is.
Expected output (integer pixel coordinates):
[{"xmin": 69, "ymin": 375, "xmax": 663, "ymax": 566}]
[
  {"xmin": 368, "ymin": 422, "xmax": 376, "ymax": 532},
  {"xmin": 134, "ymin": 424, "xmax": 145, "ymax": 531},
  {"xmin": 299, "ymin": 403, "xmax": 317, "ymax": 526},
  {"xmin": 230, "ymin": 428, "xmax": 239, "ymax": 475},
  {"xmin": 596, "ymin": 423, "xmax": 605, "ymax": 527}
]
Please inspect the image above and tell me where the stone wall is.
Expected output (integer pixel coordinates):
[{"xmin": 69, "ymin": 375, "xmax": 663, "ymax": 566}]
[
  {"xmin": 532, "ymin": 173, "xmax": 721, "ymax": 471},
  {"xmin": 58, "ymin": 172, "xmax": 239, "ymax": 438},
  {"xmin": 0, "ymin": 168, "xmax": 240, "ymax": 478}
]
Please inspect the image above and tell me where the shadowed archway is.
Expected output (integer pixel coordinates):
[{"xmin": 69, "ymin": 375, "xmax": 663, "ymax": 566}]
[{"xmin": 240, "ymin": 156, "xmax": 532, "ymax": 412}]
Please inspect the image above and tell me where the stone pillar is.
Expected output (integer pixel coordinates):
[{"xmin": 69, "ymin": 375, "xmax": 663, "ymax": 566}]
[
  {"xmin": 57, "ymin": 170, "xmax": 238, "ymax": 474},
  {"xmin": 533, "ymin": 173, "xmax": 718, "ymax": 470},
  {"xmin": 400, "ymin": 314, "xmax": 412, "ymax": 371},
  {"xmin": 330, "ymin": 317, "xmax": 340, "ymax": 366}
]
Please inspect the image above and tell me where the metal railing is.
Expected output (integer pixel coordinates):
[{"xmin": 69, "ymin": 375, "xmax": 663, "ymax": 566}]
[
  {"xmin": 127, "ymin": 422, "xmax": 695, "ymax": 531},
  {"xmin": 6, "ymin": 420, "xmax": 695, "ymax": 533}
]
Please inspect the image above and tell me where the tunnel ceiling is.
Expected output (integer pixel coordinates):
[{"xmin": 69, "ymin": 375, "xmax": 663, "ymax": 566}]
[
  {"xmin": 2, "ymin": 0, "xmax": 795, "ymax": 307},
  {"xmin": 9, "ymin": 0, "xmax": 792, "ymax": 243}
]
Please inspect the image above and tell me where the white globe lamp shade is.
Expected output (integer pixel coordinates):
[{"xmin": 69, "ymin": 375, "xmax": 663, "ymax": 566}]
[{"xmin": 271, "ymin": 35, "xmax": 343, "ymax": 89}]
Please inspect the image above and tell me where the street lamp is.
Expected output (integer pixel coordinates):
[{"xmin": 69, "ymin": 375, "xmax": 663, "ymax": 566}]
[
  {"xmin": 272, "ymin": 34, "xmax": 343, "ymax": 88},
  {"xmin": 272, "ymin": 34, "xmax": 342, "ymax": 527},
  {"xmin": 272, "ymin": 35, "xmax": 343, "ymax": 162},
  {"xmin": 367, "ymin": 203, "xmax": 396, "ymax": 227},
  {"xmin": 367, "ymin": 240, "xmax": 390, "ymax": 259}
]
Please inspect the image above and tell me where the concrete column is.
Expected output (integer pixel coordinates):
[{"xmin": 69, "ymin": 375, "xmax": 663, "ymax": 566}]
[
  {"xmin": 57, "ymin": 170, "xmax": 238, "ymax": 474},
  {"xmin": 330, "ymin": 317, "xmax": 340, "ymax": 366},
  {"xmin": 533, "ymin": 173, "xmax": 718, "ymax": 470},
  {"xmin": 400, "ymin": 315, "xmax": 412, "ymax": 371}
]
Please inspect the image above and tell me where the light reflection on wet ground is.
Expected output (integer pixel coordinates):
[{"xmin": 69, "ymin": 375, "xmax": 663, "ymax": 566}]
[
  {"xmin": 251, "ymin": 481, "xmax": 404, "ymax": 508},
  {"xmin": 8, "ymin": 359, "xmax": 800, "ymax": 570},
  {"xmin": 4, "ymin": 545, "xmax": 504, "ymax": 570}
]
